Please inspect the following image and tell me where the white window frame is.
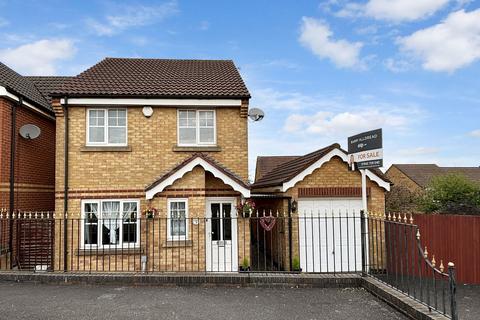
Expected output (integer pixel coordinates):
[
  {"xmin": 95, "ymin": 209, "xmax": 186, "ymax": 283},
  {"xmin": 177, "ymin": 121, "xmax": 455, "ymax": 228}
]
[
  {"xmin": 80, "ymin": 199, "xmax": 140, "ymax": 249},
  {"xmin": 86, "ymin": 108, "xmax": 128, "ymax": 146},
  {"xmin": 167, "ymin": 198, "xmax": 189, "ymax": 241},
  {"xmin": 177, "ymin": 109, "xmax": 216, "ymax": 146}
]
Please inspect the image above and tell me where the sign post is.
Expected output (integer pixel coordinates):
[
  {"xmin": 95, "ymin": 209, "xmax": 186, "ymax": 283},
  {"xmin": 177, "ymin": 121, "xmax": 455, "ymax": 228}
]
[{"xmin": 348, "ymin": 128, "xmax": 383, "ymax": 212}]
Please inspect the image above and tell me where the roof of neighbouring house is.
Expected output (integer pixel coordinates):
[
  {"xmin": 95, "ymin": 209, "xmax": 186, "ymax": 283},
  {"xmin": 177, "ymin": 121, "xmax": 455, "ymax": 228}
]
[
  {"xmin": 391, "ymin": 164, "xmax": 480, "ymax": 188},
  {"xmin": 53, "ymin": 58, "xmax": 251, "ymax": 99},
  {"xmin": 0, "ymin": 62, "xmax": 52, "ymax": 112},
  {"xmin": 25, "ymin": 76, "xmax": 71, "ymax": 104},
  {"xmin": 253, "ymin": 143, "xmax": 390, "ymax": 189}
]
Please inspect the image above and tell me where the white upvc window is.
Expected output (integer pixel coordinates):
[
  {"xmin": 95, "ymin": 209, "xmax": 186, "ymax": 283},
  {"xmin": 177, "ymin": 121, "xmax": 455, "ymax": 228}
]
[
  {"xmin": 167, "ymin": 198, "xmax": 189, "ymax": 240},
  {"xmin": 177, "ymin": 110, "xmax": 216, "ymax": 146},
  {"xmin": 81, "ymin": 199, "xmax": 139, "ymax": 249},
  {"xmin": 87, "ymin": 108, "xmax": 127, "ymax": 146}
]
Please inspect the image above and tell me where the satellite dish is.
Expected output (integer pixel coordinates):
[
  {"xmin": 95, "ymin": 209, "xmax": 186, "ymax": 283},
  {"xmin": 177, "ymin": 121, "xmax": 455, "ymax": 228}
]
[
  {"xmin": 248, "ymin": 108, "xmax": 265, "ymax": 122},
  {"xmin": 19, "ymin": 124, "xmax": 41, "ymax": 140}
]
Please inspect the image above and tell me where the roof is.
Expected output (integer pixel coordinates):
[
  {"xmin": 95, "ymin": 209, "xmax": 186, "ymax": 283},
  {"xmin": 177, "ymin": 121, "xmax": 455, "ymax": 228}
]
[
  {"xmin": 253, "ymin": 144, "xmax": 391, "ymax": 189},
  {"xmin": 54, "ymin": 58, "xmax": 251, "ymax": 99},
  {"xmin": 0, "ymin": 62, "xmax": 51, "ymax": 112},
  {"xmin": 253, "ymin": 144, "xmax": 341, "ymax": 188},
  {"xmin": 145, "ymin": 153, "xmax": 249, "ymax": 194},
  {"xmin": 392, "ymin": 164, "xmax": 480, "ymax": 187},
  {"xmin": 255, "ymin": 156, "xmax": 300, "ymax": 181},
  {"xmin": 25, "ymin": 76, "xmax": 71, "ymax": 104}
]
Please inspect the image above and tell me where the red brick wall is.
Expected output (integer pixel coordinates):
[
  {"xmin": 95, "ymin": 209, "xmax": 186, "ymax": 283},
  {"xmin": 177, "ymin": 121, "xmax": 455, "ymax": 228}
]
[{"xmin": 0, "ymin": 97, "xmax": 55, "ymax": 211}]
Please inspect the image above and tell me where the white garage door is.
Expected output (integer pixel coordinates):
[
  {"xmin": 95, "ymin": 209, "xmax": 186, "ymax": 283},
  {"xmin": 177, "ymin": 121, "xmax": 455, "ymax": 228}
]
[{"xmin": 298, "ymin": 198, "xmax": 363, "ymax": 273}]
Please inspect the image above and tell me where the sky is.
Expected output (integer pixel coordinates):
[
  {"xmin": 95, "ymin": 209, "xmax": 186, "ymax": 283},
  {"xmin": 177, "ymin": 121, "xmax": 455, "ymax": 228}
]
[{"xmin": 1, "ymin": 0, "xmax": 479, "ymax": 179}]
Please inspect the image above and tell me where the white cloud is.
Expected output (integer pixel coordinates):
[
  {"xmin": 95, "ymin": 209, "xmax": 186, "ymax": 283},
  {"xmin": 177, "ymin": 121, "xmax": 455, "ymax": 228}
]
[
  {"xmin": 469, "ymin": 129, "xmax": 480, "ymax": 137},
  {"xmin": 0, "ymin": 39, "xmax": 76, "ymax": 75},
  {"xmin": 398, "ymin": 9, "xmax": 480, "ymax": 72},
  {"xmin": 283, "ymin": 108, "xmax": 410, "ymax": 137},
  {"xmin": 365, "ymin": 0, "xmax": 449, "ymax": 22},
  {"xmin": 397, "ymin": 147, "xmax": 440, "ymax": 156},
  {"xmin": 87, "ymin": 1, "xmax": 178, "ymax": 36},
  {"xmin": 383, "ymin": 58, "xmax": 412, "ymax": 73},
  {"xmin": 299, "ymin": 17, "xmax": 363, "ymax": 69}
]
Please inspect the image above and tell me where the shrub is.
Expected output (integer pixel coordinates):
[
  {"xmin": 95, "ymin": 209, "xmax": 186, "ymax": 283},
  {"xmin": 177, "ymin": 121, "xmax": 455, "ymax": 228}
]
[
  {"xmin": 292, "ymin": 256, "xmax": 301, "ymax": 271},
  {"xmin": 419, "ymin": 173, "xmax": 480, "ymax": 215}
]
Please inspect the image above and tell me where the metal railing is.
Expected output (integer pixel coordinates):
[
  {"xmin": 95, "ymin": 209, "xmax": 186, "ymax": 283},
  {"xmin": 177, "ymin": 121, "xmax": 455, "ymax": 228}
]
[{"xmin": 367, "ymin": 212, "xmax": 458, "ymax": 320}]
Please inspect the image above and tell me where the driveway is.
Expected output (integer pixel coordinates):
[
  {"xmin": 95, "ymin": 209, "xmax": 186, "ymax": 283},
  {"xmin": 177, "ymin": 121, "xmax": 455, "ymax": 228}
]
[
  {"xmin": 458, "ymin": 284, "xmax": 480, "ymax": 320},
  {"xmin": 0, "ymin": 281, "xmax": 408, "ymax": 320}
]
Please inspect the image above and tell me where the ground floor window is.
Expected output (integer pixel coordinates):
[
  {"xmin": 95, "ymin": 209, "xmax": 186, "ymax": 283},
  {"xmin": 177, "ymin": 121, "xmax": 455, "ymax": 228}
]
[
  {"xmin": 82, "ymin": 199, "xmax": 139, "ymax": 248},
  {"xmin": 167, "ymin": 198, "xmax": 188, "ymax": 240}
]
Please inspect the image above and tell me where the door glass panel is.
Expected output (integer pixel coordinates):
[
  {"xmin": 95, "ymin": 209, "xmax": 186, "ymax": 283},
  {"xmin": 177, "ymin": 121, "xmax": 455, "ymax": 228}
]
[
  {"xmin": 222, "ymin": 203, "xmax": 232, "ymax": 241},
  {"xmin": 211, "ymin": 203, "xmax": 220, "ymax": 241}
]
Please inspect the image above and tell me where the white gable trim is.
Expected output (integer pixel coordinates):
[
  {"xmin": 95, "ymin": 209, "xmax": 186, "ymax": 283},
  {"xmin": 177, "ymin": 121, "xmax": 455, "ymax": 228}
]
[
  {"xmin": 146, "ymin": 157, "xmax": 250, "ymax": 199},
  {"xmin": 281, "ymin": 148, "xmax": 390, "ymax": 192},
  {"xmin": 61, "ymin": 97, "xmax": 242, "ymax": 107}
]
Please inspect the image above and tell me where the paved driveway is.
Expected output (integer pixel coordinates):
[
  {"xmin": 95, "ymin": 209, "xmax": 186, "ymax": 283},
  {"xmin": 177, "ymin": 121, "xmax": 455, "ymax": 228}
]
[
  {"xmin": 458, "ymin": 284, "xmax": 480, "ymax": 320},
  {"xmin": 0, "ymin": 281, "xmax": 407, "ymax": 320}
]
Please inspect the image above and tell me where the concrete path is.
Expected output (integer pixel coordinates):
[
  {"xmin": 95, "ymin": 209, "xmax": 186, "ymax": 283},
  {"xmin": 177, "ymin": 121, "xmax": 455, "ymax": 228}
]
[{"xmin": 0, "ymin": 281, "xmax": 408, "ymax": 320}]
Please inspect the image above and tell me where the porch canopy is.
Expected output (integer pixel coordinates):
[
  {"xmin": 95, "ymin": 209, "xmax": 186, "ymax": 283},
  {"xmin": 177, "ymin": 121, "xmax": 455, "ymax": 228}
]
[{"xmin": 145, "ymin": 153, "xmax": 250, "ymax": 199}]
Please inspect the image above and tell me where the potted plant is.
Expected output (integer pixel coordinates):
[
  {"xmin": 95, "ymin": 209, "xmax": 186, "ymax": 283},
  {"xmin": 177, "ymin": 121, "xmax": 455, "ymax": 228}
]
[
  {"xmin": 236, "ymin": 199, "xmax": 256, "ymax": 218},
  {"xmin": 239, "ymin": 257, "xmax": 250, "ymax": 272},
  {"xmin": 143, "ymin": 207, "xmax": 157, "ymax": 219},
  {"xmin": 292, "ymin": 256, "xmax": 302, "ymax": 273}
]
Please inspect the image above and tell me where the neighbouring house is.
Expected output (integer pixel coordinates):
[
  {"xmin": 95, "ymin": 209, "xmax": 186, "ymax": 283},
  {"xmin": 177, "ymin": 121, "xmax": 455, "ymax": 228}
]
[
  {"xmin": 385, "ymin": 164, "xmax": 480, "ymax": 212},
  {"xmin": 50, "ymin": 58, "xmax": 251, "ymax": 272},
  {"xmin": 0, "ymin": 62, "xmax": 67, "ymax": 268},
  {"xmin": 251, "ymin": 144, "xmax": 391, "ymax": 272}
]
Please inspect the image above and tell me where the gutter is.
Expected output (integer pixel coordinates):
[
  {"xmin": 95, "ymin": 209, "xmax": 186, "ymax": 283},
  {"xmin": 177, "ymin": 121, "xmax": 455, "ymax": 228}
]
[{"xmin": 0, "ymin": 85, "xmax": 55, "ymax": 120}]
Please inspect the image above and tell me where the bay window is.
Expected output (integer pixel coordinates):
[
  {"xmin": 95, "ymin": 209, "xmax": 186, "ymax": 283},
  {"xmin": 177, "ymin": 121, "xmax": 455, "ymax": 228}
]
[
  {"xmin": 82, "ymin": 200, "xmax": 139, "ymax": 248},
  {"xmin": 178, "ymin": 110, "xmax": 215, "ymax": 146},
  {"xmin": 87, "ymin": 108, "xmax": 127, "ymax": 146}
]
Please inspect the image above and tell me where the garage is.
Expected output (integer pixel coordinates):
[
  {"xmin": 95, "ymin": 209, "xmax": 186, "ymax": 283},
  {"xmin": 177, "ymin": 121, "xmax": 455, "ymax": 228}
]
[{"xmin": 298, "ymin": 198, "xmax": 363, "ymax": 273}]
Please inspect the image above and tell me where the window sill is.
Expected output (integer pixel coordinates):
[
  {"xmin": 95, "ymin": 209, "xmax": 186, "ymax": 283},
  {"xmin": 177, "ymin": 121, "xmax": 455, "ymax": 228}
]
[
  {"xmin": 172, "ymin": 145, "xmax": 221, "ymax": 152},
  {"xmin": 77, "ymin": 247, "xmax": 142, "ymax": 256},
  {"xmin": 81, "ymin": 146, "xmax": 132, "ymax": 152},
  {"xmin": 163, "ymin": 240, "xmax": 193, "ymax": 248}
]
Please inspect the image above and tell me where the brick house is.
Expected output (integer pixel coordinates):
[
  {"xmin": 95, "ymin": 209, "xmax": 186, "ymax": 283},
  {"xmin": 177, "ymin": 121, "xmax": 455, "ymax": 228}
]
[
  {"xmin": 251, "ymin": 144, "xmax": 390, "ymax": 272},
  {"xmin": 1, "ymin": 62, "xmax": 67, "ymax": 268},
  {"xmin": 51, "ymin": 58, "xmax": 251, "ymax": 272},
  {"xmin": 385, "ymin": 164, "xmax": 480, "ymax": 212}
]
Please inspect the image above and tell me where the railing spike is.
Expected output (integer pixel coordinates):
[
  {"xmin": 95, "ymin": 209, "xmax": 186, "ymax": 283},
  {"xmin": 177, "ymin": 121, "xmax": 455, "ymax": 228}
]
[
  {"xmin": 403, "ymin": 213, "xmax": 408, "ymax": 223},
  {"xmin": 424, "ymin": 246, "xmax": 428, "ymax": 258},
  {"xmin": 416, "ymin": 229, "xmax": 421, "ymax": 240},
  {"xmin": 432, "ymin": 254, "xmax": 436, "ymax": 267},
  {"xmin": 409, "ymin": 213, "xmax": 414, "ymax": 224},
  {"xmin": 439, "ymin": 260, "xmax": 444, "ymax": 272},
  {"xmin": 387, "ymin": 212, "xmax": 391, "ymax": 220}
]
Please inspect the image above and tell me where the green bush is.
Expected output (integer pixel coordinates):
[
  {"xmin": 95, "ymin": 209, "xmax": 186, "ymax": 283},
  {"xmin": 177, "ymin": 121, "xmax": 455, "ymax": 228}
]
[
  {"xmin": 419, "ymin": 173, "xmax": 480, "ymax": 215},
  {"xmin": 292, "ymin": 256, "xmax": 301, "ymax": 271},
  {"xmin": 241, "ymin": 257, "xmax": 249, "ymax": 269}
]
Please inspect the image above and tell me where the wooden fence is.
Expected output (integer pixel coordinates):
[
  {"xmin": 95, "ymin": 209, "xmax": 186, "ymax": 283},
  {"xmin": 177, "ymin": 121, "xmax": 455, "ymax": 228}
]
[{"xmin": 413, "ymin": 213, "xmax": 480, "ymax": 284}]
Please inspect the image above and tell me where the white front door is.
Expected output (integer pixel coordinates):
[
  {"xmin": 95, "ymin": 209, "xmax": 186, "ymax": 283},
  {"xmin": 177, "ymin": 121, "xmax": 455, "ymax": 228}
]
[
  {"xmin": 298, "ymin": 198, "xmax": 363, "ymax": 273},
  {"xmin": 206, "ymin": 198, "xmax": 238, "ymax": 272}
]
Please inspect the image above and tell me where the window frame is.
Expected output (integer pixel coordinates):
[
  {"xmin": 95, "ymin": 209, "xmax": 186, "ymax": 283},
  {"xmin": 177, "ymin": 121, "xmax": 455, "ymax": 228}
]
[
  {"xmin": 80, "ymin": 199, "xmax": 140, "ymax": 249},
  {"xmin": 167, "ymin": 198, "xmax": 189, "ymax": 241},
  {"xmin": 177, "ymin": 109, "xmax": 216, "ymax": 146},
  {"xmin": 86, "ymin": 108, "xmax": 128, "ymax": 146}
]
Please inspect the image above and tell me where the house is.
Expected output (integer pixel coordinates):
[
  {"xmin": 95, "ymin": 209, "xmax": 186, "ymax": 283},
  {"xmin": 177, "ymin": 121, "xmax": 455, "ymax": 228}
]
[
  {"xmin": 385, "ymin": 164, "xmax": 480, "ymax": 212},
  {"xmin": 50, "ymin": 58, "xmax": 251, "ymax": 272},
  {"xmin": 251, "ymin": 143, "xmax": 390, "ymax": 272},
  {"xmin": 0, "ymin": 62, "xmax": 66, "ymax": 268}
]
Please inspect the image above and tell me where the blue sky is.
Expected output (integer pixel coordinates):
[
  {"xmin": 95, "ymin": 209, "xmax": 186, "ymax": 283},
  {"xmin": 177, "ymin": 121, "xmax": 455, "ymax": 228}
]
[{"xmin": 1, "ymin": 0, "xmax": 479, "ymax": 178}]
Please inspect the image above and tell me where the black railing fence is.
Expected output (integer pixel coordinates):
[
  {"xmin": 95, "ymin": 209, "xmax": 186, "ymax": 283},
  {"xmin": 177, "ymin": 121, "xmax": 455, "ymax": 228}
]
[
  {"xmin": 0, "ymin": 209, "xmax": 457, "ymax": 319},
  {"xmin": 367, "ymin": 212, "xmax": 458, "ymax": 320}
]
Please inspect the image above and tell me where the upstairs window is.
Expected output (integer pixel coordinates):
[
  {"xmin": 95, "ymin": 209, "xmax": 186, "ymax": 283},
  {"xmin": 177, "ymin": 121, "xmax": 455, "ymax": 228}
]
[
  {"xmin": 87, "ymin": 108, "xmax": 127, "ymax": 146},
  {"xmin": 178, "ymin": 110, "xmax": 215, "ymax": 146}
]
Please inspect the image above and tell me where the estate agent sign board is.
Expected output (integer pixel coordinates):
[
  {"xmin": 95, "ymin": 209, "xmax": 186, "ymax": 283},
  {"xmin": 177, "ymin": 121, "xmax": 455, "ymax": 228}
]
[{"xmin": 348, "ymin": 128, "xmax": 383, "ymax": 170}]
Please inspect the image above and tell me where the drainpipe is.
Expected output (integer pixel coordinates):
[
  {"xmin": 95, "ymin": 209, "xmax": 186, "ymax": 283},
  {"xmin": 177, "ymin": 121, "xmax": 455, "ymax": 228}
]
[
  {"xmin": 8, "ymin": 94, "xmax": 21, "ymax": 269},
  {"xmin": 63, "ymin": 97, "xmax": 69, "ymax": 272}
]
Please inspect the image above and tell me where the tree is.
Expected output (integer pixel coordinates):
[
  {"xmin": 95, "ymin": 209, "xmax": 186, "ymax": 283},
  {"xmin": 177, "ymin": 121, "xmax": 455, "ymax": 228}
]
[
  {"xmin": 386, "ymin": 185, "xmax": 421, "ymax": 213},
  {"xmin": 419, "ymin": 173, "xmax": 480, "ymax": 215}
]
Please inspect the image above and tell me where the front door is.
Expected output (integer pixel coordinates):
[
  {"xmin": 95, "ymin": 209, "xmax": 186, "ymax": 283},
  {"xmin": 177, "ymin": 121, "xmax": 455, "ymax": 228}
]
[{"xmin": 206, "ymin": 198, "xmax": 238, "ymax": 272}]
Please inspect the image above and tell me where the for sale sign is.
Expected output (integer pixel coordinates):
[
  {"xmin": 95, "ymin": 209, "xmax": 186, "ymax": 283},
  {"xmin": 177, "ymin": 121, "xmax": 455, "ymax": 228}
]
[{"xmin": 348, "ymin": 129, "xmax": 383, "ymax": 169}]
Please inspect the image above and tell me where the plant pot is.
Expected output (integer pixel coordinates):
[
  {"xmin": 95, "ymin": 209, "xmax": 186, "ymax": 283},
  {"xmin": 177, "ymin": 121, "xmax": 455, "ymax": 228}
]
[{"xmin": 239, "ymin": 266, "xmax": 251, "ymax": 272}]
